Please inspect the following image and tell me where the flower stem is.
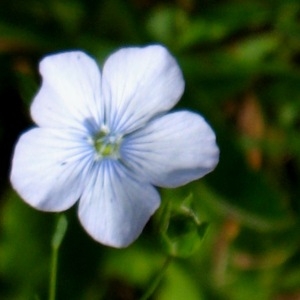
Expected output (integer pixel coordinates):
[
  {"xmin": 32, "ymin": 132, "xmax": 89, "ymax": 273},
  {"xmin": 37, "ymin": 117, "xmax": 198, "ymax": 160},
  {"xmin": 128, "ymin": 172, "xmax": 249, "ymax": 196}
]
[
  {"xmin": 49, "ymin": 214, "xmax": 68, "ymax": 300},
  {"xmin": 139, "ymin": 256, "xmax": 173, "ymax": 300}
]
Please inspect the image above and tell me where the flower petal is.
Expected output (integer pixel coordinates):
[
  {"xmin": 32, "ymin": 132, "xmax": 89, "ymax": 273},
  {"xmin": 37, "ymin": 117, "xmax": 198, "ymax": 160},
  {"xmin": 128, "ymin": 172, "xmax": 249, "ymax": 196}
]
[
  {"xmin": 31, "ymin": 51, "xmax": 102, "ymax": 132},
  {"xmin": 121, "ymin": 111, "xmax": 219, "ymax": 188},
  {"xmin": 10, "ymin": 128, "xmax": 93, "ymax": 211},
  {"xmin": 78, "ymin": 160, "xmax": 160, "ymax": 247},
  {"xmin": 101, "ymin": 45, "xmax": 185, "ymax": 134}
]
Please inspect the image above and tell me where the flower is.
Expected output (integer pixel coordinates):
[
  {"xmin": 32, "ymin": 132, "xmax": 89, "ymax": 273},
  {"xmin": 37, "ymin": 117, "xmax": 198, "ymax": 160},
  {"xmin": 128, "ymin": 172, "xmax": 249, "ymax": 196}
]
[{"xmin": 10, "ymin": 45, "xmax": 219, "ymax": 248}]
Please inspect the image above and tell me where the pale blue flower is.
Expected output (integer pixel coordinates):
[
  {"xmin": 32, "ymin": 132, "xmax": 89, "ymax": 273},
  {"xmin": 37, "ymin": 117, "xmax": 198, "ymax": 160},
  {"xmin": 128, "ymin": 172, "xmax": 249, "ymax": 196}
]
[{"xmin": 10, "ymin": 45, "xmax": 219, "ymax": 247}]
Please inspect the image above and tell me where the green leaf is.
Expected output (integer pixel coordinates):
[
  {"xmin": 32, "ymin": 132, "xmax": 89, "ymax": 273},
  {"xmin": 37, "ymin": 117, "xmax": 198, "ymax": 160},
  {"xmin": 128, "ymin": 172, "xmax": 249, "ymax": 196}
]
[
  {"xmin": 232, "ymin": 34, "xmax": 280, "ymax": 65},
  {"xmin": 197, "ymin": 134, "xmax": 295, "ymax": 231},
  {"xmin": 158, "ymin": 262, "xmax": 204, "ymax": 300},
  {"xmin": 0, "ymin": 189, "xmax": 52, "ymax": 299}
]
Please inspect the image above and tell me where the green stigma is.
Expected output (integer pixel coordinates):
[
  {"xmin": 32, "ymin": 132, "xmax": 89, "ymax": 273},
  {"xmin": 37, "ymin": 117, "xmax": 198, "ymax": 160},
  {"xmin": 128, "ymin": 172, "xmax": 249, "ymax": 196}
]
[{"xmin": 92, "ymin": 127, "xmax": 122, "ymax": 159}]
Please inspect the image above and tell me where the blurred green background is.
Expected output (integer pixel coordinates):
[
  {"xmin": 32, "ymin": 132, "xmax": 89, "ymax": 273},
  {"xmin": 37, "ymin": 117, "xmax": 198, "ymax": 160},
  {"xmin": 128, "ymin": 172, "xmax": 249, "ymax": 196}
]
[{"xmin": 1, "ymin": 0, "xmax": 300, "ymax": 299}]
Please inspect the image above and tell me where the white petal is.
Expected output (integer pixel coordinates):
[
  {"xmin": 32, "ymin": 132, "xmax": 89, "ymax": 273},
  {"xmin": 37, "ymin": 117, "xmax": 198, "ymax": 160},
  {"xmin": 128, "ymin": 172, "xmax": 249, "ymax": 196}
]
[
  {"xmin": 78, "ymin": 160, "xmax": 160, "ymax": 248},
  {"xmin": 31, "ymin": 51, "xmax": 102, "ymax": 132},
  {"xmin": 101, "ymin": 45, "xmax": 184, "ymax": 134},
  {"xmin": 10, "ymin": 128, "xmax": 93, "ymax": 211},
  {"xmin": 121, "ymin": 111, "xmax": 219, "ymax": 187}
]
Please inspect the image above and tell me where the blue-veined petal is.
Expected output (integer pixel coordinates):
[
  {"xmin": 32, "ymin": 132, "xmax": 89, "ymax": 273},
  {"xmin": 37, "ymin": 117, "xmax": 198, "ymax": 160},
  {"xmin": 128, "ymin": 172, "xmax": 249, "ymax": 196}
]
[
  {"xmin": 10, "ymin": 128, "xmax": 93, "ymax": 211},
  {"xmin": 78, "ymin": 160, "xmax": 160, "ymax": 247},
  {"xmin": 101, "ymin": 45, "xmax": 184, "ymax": 134},
  {"xmin": 31, "ymin": 51, "xmax": 102, "ymax": 132},
  {"xmin": 121, "ymin": 111, "xmax": 219, "ymax": 188}
]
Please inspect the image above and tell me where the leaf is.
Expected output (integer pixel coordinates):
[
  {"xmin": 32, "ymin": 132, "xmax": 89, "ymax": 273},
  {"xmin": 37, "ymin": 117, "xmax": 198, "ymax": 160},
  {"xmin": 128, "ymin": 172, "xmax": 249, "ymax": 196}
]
[
  {"xmin": 188, "ymin": 130, "xmax": 295, "ymax": 232},
  {"xmin": 0, "ymin": 189, "xmax": 52, "ymax": 299}
]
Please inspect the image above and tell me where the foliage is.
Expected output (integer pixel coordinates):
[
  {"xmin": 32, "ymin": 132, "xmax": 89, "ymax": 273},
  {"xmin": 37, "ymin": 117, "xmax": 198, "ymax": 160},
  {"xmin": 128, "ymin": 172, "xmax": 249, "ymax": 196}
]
[{"xmin": 1, "ymin": 0, "xmax": 300, "ymax": 299}]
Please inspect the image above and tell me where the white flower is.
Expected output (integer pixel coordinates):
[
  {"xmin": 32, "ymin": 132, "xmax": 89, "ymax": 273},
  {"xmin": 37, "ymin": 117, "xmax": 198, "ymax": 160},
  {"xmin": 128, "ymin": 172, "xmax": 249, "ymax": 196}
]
[{"xmin": 10, "ymin": 45, "xmax": 219, "ymax": 248}]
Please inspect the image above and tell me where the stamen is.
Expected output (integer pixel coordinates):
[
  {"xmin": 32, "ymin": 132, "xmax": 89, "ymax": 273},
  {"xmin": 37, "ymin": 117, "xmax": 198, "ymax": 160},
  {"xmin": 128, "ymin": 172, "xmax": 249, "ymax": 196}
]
[{"xmin": 92, "ymin": 126, "xmax": 122, "ymax": 160}]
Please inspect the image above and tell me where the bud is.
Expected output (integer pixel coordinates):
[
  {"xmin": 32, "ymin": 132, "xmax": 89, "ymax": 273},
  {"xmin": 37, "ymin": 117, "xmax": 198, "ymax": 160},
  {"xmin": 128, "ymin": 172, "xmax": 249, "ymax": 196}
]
[{"xmin": 157, "ymin": 194, "xmax": 209, "ymax": 258}]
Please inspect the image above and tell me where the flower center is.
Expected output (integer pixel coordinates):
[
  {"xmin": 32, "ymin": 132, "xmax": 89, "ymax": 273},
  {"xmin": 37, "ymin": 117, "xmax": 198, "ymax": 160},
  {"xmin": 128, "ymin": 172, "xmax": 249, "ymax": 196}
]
[{"xmin": 92, "ymin": 126, "xmax": 122, "ymax": 160}]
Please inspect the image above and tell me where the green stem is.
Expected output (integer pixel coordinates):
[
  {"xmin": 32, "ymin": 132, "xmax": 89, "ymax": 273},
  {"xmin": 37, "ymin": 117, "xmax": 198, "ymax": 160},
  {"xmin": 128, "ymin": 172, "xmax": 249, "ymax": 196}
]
[
  {"xmin": 139, "ymin": 256, "xmax": 173, "ymax": 300},
  {"xmin": 49, "ymin": 214, "xmax": 68, "ymax": 300},
  {"xmin": 49, "ymin": 246, "xmax": 58, "ymax": 300}
]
